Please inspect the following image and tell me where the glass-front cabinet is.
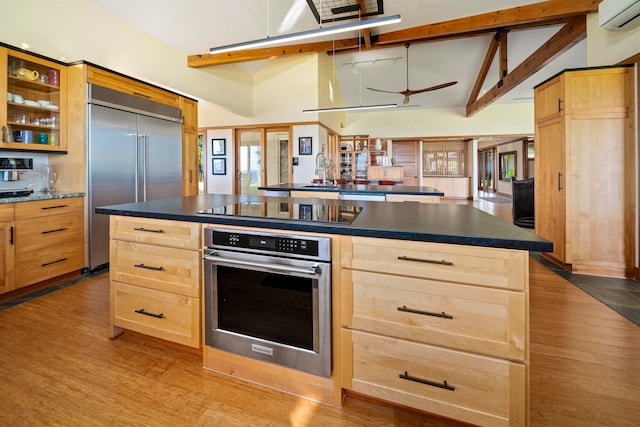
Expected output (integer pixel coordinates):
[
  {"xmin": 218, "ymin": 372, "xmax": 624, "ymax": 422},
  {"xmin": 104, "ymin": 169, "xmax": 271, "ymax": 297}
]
[{"xmin": 1, "ymin": 48, "xmax": 67, "ymax": 152}]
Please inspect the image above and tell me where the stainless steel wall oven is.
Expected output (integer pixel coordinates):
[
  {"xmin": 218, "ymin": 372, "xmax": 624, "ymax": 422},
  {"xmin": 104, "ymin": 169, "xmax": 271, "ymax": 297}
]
[{"xmin": 203, "ymin": 227, "xmax": 332, "ymax": 378}]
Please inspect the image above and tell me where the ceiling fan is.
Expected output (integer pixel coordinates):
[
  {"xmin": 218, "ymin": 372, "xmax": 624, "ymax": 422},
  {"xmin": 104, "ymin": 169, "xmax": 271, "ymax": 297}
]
[{"xmin": 367, "ymin": 43, "xmax": 458, "ymax": 105}]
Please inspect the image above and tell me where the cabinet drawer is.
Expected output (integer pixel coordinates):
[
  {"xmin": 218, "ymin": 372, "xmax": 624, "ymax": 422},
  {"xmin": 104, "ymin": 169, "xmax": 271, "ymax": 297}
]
[
  {"xmin": 111, "ymin": 216, "xmax": 200, "ymax": 250},
  {"xmin": 343, "ymin": 237, "xmax": 527, "ymax": 290},
  {"xmin": 15, "ymin": 197, "xmax": 83, "ymax": 219},
  {"xmin": 15, "ymin": 213, "xmax": 83, "ymax": 252},
  {"xmin": 15, "ymin": 241, "xmax": 83, "ymax": 288},
  {"xmin": 110, "ymin": 240, "xmax": 200, "ymax": 297},
  {"xmin": 0, "ymin": 204, "xmax": 14, "ymax": 222},
  {"xmin": 344, "ymin": 330, "xmax": 525, "ymax": 427},
  {"xmin": 342, "ymin": 270, "xmax": 525, "ymax": 360},
  {"xmin": 110, "ymin": 281, "xmax": 200, "ymax": 348}
]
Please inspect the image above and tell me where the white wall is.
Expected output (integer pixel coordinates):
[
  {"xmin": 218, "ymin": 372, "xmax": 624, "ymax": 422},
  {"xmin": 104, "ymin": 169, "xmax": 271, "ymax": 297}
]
[
  {"xmin": 341, "ymin": 103, "xmax": 535, "ymax": 138},
  {"xmin": 292, "ymin": 124, "xmax": 323, "ymax": 184},
  {"xmin": 586, "ymin": 13, "xmax": 640, "ymax": 66},
  {"xmin": 0, "ymin": 0, "xmax": 254, "ymax": 116},
  {"xmin": 205, "ymin": 129, "xmax": 234, "ymax": 194}
]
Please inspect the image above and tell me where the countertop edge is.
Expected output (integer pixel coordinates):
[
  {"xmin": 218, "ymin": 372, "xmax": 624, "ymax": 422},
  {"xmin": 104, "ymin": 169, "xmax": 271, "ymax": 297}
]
[
  {"xmin": 0, "ymin": 192, "xmax": 85, "ymax": 204},
  {"xmin": 95, "ymin": 206, "xmax": 553, "ymax": 253}
]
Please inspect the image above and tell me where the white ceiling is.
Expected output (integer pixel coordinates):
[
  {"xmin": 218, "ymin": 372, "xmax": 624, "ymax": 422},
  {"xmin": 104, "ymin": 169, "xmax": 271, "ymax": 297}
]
[{"xmin": 87, "ymin": 0, "xmax": 587, "ymax": 110}]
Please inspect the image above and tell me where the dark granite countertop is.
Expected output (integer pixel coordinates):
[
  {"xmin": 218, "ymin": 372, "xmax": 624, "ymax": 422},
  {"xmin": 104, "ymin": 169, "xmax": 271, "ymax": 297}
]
[
  {"xmin": 96, "ymin": 194, "xmax": 552, "ymax": 252},
  {"xmin": 0, "ymin": 191, "xmax": 85, "ymax": 204},
  {"xmin": 259, "ymin": 183, "xmax": 444, "ymax": 196}
]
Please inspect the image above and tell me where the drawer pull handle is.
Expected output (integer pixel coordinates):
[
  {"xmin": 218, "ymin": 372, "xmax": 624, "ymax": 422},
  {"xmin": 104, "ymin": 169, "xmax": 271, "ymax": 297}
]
[
  {"xmin": 398, "ymin": 305, "xmax": 453, "ymax": 319},
  {"xmin": 397, "ymin": 255, "xmax": 453, "ymax": 266},
  {"xmin": 399, "ymin": 371, "xmax": 455, "ymax": 391},
  {"xmin": 134, "ymin": 263, "xmax": 164, "ymax": 271},
  {"xmin": 41, "ymin": 205, "xmax": 68, "ymax": 210},
  {"xmin": 133, "ymin": 227, "xmax": 164, "ymax": 233},
  {"xmin": 42, "ymin": 227, "xmax": 68, "ymax": 234},
  {"xmin": 134, "ymin": 309, "xmax": 164, "ymax": 319},
  {"xmin": 41, "ymin": 258, "xmax": 67, "ymax": 267}
]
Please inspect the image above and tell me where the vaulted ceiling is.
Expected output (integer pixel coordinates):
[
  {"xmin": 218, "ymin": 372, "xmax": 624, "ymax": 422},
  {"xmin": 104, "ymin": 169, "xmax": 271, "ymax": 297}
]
[{"xmin": 88, "ymin": 0, "xmax": 599, "ymax": 115}]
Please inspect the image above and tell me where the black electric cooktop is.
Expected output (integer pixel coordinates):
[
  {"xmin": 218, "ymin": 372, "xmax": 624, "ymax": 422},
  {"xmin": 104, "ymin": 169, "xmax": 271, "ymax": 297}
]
[{"xmin": 198, "ymin": 201, "xmax": 362, "ymax": 224}]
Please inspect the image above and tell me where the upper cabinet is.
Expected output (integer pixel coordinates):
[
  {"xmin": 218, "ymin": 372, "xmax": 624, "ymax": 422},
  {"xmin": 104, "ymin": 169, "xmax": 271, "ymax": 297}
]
[{"xmin": 0, "ymin": 47, "xmax": 67, "ymax": 152}]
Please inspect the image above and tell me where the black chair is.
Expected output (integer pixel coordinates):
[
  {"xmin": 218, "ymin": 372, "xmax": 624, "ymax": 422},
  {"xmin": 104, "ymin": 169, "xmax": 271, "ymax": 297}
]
[{"xmin": 511, "ymin": 178, "xmax": 535, "ymax": 229}]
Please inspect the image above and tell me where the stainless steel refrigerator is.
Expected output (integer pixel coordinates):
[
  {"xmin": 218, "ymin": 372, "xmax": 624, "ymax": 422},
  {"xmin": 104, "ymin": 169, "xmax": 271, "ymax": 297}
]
[{"xmin": 87, "ymin": 84, "xmax": 183, "ymax": 270}]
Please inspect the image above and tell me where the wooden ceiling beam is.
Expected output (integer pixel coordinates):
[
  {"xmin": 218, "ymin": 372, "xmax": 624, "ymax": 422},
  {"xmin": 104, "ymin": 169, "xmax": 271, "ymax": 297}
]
[
  {"xmin": 187, "ymin": 0, "xmax": 599, "ymax": 68},
  {"xmin": 375, "ymin": 0, "xmax": 598, "ymax": 45},
  {"xmin": 466, "ymin": 15, "xmax": 586, "ymax": 117},
  {"xmin": 188, "ymin": 38, "xmax": 360, "ymax": 67},
  {"xmin": 466, "ymin": 31, "xmax": 501, "ymax": 110}
]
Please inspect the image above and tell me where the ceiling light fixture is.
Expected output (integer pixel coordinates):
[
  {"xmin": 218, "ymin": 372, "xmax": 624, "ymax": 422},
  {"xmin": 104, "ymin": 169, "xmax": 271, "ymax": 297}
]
[
  {"xmin": 209, "ymin": 14, "xmax": 401, "ymax": 54},
  {"xmin": 303, "ymin": 7, "xmax": 398, "ymax": 114}
]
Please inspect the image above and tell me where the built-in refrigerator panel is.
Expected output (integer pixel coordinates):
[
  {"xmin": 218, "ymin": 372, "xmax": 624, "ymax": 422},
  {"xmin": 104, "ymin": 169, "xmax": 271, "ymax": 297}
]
[
  {"xmin": 138, "ymin": 114, "xmax": 183, "ymax": 202},
  {"xmin": 88, "ymin": 104, "xmax": 138, "ymax": 269},
  {"xmin": 87, "ymin": 84, "xmax": 183, "ymax": 271}
]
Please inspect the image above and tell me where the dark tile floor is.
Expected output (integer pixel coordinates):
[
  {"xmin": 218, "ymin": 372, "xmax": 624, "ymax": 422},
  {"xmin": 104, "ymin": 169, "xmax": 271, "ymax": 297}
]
[{"xmin": 531, "ymin": 253, "xmax": 640, "ymax": 327}]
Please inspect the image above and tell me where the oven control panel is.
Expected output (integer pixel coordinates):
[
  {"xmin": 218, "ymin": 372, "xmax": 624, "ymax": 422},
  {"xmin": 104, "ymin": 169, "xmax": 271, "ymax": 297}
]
[{"xmin": 205, "ymin": 228, "xmax": 330, "ymax": 261}]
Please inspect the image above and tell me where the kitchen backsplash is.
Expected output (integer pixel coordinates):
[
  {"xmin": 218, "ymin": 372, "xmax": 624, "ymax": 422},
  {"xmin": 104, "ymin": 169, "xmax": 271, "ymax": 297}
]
[{"xmin": 0, "ymin": 152, "xmax": 49, "ymax": 193}]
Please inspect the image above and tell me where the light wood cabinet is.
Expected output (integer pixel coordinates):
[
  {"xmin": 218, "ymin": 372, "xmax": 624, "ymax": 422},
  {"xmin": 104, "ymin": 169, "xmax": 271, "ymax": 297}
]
[
  {"xmin": 14, "ymin": 197, "xmax": 84, "ymax": 289},
  {"xmin": 340, "ymin": 236, "xmax": 529, "ymax": 426},
  {"xmin": 87, "ymin": 66, "xmax": 181, "ymax": 107},
  {"xmin": 385, "ymin": 194, "xmax": 440, "ymax": 203},
  {"xmin": 534, "ymin": 66, "xmax": 635, "ymax": 278},
  {"xmin": 180, "ymin": 97, "xmax": 199, "ymax": 196},
  {"xmin": 1, "ymin": 47, "xmax": 67, "ymax": 152},
  {"xmin": 109, "ymin": 215, "xmax": 201, "ymax": 348},
  {"xmin": 422, "ymin": 177, "xmax": 471, "ymax": 199},
  {"xmin": 338, "ymin": 135, "xmax": 387, "ymax": 180},
  {"xmin": 0, "ymin": 204, "xmax": 14, "ymax": 294}
]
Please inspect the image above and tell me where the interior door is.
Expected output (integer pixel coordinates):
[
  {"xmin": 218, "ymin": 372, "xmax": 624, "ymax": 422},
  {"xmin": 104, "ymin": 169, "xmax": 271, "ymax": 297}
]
[
  {"xmin": 478, "ymin": 148, "xmax": 495, "ymax": 192},
  {"xmin": 236, "ymin": 130, "xmax": 264, "ymax": 195},
  {"xmin": 393, "ymin": 140, "xmax": 419, "ymax": 186},
  {"xmin": 265, "ymin": 129, "xmax": 290, "ymax": 186}
]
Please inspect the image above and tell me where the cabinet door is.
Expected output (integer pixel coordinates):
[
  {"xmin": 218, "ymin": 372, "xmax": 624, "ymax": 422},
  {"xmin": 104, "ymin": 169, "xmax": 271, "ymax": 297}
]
[
  {"xmin": 535, "ymin": 118, "xmax": 566, "ymax": 262},
  {"xmin": 0, "ymin": 220, "xmax": 14, "ymax": 294},
  {"xmin": 535, "ymin": 75, "xmax": 564, "ymax": 122},
  {"xmin": 2, "ymin": 49, "xmax": 67, "ymax": 152}
]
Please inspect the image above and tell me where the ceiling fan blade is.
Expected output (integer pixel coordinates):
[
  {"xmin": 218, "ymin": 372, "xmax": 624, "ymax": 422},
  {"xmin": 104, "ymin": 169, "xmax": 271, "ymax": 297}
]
[
  {"xmin": 366, "ymin": 87, "xmax": 402, "ymax": 94},
  {"xmin": 406, "ymin": 81, "xmax": 458, "ymax": 96}
]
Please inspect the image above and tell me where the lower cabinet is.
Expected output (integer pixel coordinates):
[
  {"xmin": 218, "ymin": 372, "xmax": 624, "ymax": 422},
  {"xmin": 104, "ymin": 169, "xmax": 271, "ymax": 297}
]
[
  {"xmin": 340, "ymin": 236, "xmax": 529, "ymax": 426},
  {"xmin": 0, "ymin": 204, "xmax": 15, "ymax": 294},
  {"xmin": 109, "ymin": 216, "xmax": 201, "ymax": 348},
  {"xmin": 14, "ymin": 198, "xmax": 84, "ymax": 288}
]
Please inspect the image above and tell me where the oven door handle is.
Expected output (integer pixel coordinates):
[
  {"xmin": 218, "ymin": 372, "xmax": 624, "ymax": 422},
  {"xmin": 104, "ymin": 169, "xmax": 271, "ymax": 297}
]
[{"xmin": 204, "ymin": 252, "xmax": 321, "ymax": 276}]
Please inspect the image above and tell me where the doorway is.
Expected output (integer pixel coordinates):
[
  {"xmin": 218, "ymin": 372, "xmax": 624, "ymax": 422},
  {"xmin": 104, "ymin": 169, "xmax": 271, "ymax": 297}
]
[
  {"xmin": 478, "ymin": 148, "xmax": 496, "ymax": 192},
  {"xmin": 235, "ymin": 127, "xmax": 290, "ymax": 195}
]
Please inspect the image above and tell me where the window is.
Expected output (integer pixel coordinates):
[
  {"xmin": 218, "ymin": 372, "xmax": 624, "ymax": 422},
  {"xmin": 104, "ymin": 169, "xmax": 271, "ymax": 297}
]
[{"xmin": 423, "ymin": 142, "xmax": 466, "ymax": 176}]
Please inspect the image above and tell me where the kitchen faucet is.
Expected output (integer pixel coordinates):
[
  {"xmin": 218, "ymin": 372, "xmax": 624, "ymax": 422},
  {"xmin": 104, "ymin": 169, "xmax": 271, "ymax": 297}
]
[{"xmin": 315, "ymin": 152, "xmax": 327, "ymax": 184}]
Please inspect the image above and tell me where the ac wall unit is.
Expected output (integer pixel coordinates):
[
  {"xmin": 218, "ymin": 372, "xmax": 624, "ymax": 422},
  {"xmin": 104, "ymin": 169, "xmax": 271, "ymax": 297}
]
[{"xmin": 599, "ymin": 0, "xmax": 640, "ymax": 30}]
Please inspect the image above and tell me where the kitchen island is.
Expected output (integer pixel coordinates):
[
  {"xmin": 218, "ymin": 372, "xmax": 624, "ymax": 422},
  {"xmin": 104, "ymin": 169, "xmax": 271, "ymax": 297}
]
[
  {"xmin": 97, "ymin": 194, "xmax": 550, "ymax": 426},
  {"xmin": 259, "ymin": 183, "xmax": 445, "ymax": 203}
]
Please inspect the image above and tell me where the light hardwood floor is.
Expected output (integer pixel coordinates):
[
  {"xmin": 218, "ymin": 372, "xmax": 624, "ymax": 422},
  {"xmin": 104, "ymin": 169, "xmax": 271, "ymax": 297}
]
[{"xmin": 0, "ymin": 199, "xmax": 638, "ymax": 426}]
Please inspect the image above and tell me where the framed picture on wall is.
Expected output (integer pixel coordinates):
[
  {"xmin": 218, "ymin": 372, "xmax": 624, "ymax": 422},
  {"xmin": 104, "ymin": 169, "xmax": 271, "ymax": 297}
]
[
  {"xmin": 299, "ymin": 137, "xmax": 312, "ymax": 155},
  {"xmin": 212, "ymin": 138, "xmax": 226, "ymax": 156},
  {"xmin": 212, "ymin": 158, "xmax": 226, "ymax": 175}
]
